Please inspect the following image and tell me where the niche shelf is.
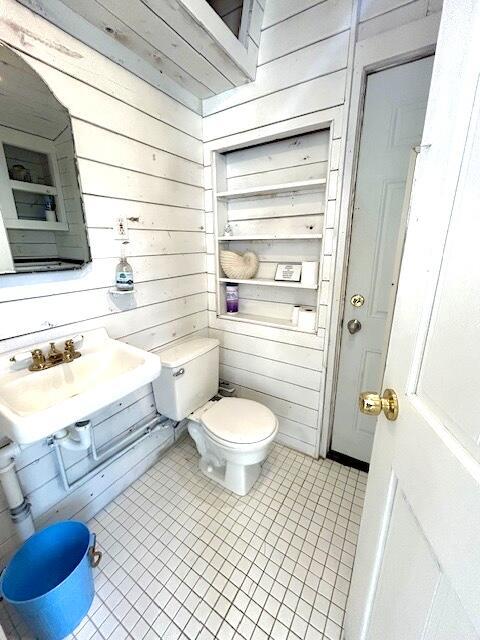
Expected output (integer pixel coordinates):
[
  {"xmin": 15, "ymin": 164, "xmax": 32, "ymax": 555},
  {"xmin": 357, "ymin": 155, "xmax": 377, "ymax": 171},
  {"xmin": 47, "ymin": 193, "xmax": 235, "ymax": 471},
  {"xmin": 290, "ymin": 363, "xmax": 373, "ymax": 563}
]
[
  {"xmin": 217, "ymin": 312, "xmax": 308, "ymax": 332},
  {"xmin": 108, "ymin": 287, "xmax": 135, "ymax": 296},
  {"xmin": 216, "ymin": 178, "xmax": 326, "ymax": 200},
  {"xmin": 0, "ymin": 137, "xmax": 68, "ymax": 232},
  {"xmin": 212, "ymin": 128, "xmax": 332, "ymax": 334},
  {"xmin": 9, "ymin": 180, "xmax": 58, "ymax": 196},
  {"xmin": 218, "ymin": 277, "xmax": 318, "ymax": 290},
  {"xmin": 218, "ymin": 234, "xmax": 323, "ymax": 241}
]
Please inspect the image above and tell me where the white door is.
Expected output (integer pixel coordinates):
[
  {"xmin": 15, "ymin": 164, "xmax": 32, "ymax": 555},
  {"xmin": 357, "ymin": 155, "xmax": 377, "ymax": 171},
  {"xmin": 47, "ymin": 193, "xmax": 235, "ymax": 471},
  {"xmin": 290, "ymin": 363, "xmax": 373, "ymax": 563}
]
[
  {"xmin": 331, "ymin": 57, "xmax": 433, "ymax": 463},
  {"xmin": 345, "ymin": 1, "xmax": 480, "ymax": 638}
]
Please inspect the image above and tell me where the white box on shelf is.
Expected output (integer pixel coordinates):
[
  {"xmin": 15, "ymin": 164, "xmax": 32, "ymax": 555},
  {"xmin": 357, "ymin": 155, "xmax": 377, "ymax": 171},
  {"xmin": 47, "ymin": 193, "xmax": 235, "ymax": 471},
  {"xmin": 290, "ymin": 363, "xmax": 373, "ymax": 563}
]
[{"xmin": 301, "ymin": 261, "xmax": 319, "ymax": 287}]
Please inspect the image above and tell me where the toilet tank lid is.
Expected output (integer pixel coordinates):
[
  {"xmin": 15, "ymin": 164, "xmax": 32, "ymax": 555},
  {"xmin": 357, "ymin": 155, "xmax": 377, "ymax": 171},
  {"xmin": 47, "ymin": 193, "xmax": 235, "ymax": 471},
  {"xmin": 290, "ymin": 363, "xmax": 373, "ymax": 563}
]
[{"xmin": 156, "ymin": 338, "xmax": 219, "ymax": 368}]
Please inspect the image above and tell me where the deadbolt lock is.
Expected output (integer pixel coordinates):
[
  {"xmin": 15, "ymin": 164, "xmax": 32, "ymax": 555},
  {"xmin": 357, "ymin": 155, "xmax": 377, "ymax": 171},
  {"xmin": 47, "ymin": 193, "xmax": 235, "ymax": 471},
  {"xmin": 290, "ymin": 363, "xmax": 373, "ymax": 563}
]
[
  {"xmin": 351, "ymin": 294, "xmax": 365, "ymax": 307},
  {"xmin": 358, "ymin": 389, "xmax": 399, "ymax": 421}
]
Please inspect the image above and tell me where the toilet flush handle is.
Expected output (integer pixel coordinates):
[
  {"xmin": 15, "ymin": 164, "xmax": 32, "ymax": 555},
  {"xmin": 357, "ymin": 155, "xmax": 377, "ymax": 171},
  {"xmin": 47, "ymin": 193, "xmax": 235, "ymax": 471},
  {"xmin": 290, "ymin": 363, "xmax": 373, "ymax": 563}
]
[{"xmin": 173, "ymin": 368, "xmax": 185, "ymax": 377}]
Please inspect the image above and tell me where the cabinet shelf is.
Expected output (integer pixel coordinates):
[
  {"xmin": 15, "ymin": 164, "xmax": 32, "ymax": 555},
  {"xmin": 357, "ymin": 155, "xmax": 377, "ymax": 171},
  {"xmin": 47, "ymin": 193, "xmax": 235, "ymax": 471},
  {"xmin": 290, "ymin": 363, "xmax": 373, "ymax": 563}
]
[
  {"xmin": 218, "ymin": 234, "xmax": 322, "ymax": 241},
  {"xmin": 10, "ymin": 179, "xmax": 57, "ymax": 196},
  {"xmin": 216, "ymin": 178, "xmax": 326, "ymax": 200},
  {"xmin": 218, "ymin": 277, "xmax": 317, "ymax": 290},
  {"xmin": 5, "ymin": 219, "xmax": 68, "ymax": 231},
  {"xmin": 217, "ymin": 312, "xmax": 316, "ymax": 334}
]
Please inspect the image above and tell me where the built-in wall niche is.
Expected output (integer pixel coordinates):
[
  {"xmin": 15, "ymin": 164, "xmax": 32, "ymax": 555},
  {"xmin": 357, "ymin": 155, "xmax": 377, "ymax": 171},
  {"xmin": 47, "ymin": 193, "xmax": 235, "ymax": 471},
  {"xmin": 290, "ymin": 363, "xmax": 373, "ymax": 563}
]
[
  {"xmin": 2, "ymin": 141, "xmax": 66, "ymax": 227},
  {"xmin": 213, "ymin": 129, "xmax": 330, "ymax": 334},
  {"xmin": 0, "ymin": 45, "xmax": 91, "ymax": 274}
]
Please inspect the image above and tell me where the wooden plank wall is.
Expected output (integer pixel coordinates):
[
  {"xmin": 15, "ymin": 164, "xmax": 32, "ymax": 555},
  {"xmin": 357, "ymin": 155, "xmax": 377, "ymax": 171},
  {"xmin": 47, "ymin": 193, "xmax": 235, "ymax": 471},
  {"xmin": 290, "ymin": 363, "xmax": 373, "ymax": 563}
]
[
  {"xmin": 16, "ymin": 0, "xmax": 264, "ymax": 107},
  {"xmin": 0, "ymin": 0, "xmax": 444, "ymax": 561},
  {"xmin": 53, "ymin": 126, "xmax": 90, "ymax": 262},
  {"xmin": 0, "ymin": 2, "xmax": 205, "ymax": 563},
  {"xmin": 203, "ymin": 0, "xmax": 443, "ymax": 457}
]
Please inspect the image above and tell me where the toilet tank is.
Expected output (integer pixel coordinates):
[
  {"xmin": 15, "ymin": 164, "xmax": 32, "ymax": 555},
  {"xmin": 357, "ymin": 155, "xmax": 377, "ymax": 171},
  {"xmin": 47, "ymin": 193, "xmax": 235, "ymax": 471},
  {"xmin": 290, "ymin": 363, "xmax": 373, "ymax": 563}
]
[{"xmin": 152, "ymin": 338, "xmax": 219, "ymax": 420}]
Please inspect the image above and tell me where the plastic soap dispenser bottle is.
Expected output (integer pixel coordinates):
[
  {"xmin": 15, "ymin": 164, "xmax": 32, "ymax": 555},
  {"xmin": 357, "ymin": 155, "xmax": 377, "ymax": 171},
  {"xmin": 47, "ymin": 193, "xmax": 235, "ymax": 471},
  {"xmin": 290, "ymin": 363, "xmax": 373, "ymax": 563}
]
[{"xmin": 115, "ymin": 243, "xmax": 134, "ymax": 291}]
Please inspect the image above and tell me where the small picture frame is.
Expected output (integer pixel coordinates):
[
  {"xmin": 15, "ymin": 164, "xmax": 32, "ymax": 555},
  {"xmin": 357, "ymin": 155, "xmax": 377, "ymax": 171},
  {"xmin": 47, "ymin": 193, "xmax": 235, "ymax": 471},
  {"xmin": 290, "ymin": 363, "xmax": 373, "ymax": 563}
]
[{"xmin": 275, "ymin": 263, "xmax": 302, "ymax": 282}]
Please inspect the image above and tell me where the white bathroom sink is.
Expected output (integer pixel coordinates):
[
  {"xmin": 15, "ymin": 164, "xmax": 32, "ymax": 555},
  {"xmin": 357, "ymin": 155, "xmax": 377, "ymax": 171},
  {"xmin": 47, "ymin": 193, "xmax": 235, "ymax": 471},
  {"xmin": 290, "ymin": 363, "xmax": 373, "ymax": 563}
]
[{"xmin": 0, "ymin": 328, "xmax": 161, "ymax": 445}]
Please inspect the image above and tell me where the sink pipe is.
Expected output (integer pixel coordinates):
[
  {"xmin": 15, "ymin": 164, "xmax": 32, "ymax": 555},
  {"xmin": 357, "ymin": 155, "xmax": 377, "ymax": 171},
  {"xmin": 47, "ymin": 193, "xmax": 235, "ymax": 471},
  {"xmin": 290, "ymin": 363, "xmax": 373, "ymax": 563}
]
[
  {"xmin": 0, "ymin": 441, "xmax": 35, "ymax": 542},
  {"xmin": 0, "ymin": 415, "xmax": 170, "ymax": 542},
  {"xmin": 52, "ymin": 414, "xmax": 172, "ymax": 492},
  {"xmin": 54, "ymin": 421, "xmax": 91, "ymax": 452}
]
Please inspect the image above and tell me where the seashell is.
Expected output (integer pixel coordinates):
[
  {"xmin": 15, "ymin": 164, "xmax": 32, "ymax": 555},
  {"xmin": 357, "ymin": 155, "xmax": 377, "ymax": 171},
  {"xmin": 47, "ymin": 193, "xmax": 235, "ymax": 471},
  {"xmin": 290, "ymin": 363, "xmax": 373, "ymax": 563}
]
[{"xmin": 220, "ymin": 250, "xmax": 259, "ymax": 280}]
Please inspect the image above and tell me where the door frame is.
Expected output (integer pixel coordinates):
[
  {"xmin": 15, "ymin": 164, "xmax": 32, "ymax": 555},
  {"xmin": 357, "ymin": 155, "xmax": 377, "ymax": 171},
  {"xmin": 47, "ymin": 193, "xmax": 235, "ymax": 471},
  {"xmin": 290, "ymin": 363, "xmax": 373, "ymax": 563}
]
[{"xmin": 319, "ymin": 14, "xmax": 441, "ymax": 458}]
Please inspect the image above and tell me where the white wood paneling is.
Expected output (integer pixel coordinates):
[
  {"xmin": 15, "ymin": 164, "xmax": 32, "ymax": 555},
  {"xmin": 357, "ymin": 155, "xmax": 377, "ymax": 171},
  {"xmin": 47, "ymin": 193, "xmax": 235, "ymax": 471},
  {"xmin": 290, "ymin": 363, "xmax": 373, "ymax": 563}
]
[
  {"xmin": 29, "ymin": 62, "xmax": 202, "ymax": 164},
  {"xmin": 360, "ymin": 0, "xmax": 416, "ymax": 22},
  {"xmin": 3, "ymin": 1, "xmax": 202, "ymax": 117},
  {"xmin": 61, "ymin": 0, "xmax": 234, "ymax": 97},
  {"xmin": 0, "ymin": 254, "xmax": 206, "ymax": 303},
  {"xmin": 203, "ymin": 30, "xmax": 350, "ymax": 115},
  {"xmin": 203, "ymin": 70, "xmax": 346, "ymax": 140},
  {"xmin": 0, "ymin": 0, "xmax": 447, "ymax": 566},
  {"xmin": 205, "ymin": 0, "xmax": 443, "ymax": 459},
  {"xmin": 262, "ymin": 1, "xmax": 322, "ymax": 29},
  {"xmin": 16, "ymin": 0, "xmax": 265, "ymax": 107},
  {"xmin": 0, "ymin": 5, "xmax": 206, "ymax": 564},
  {"xmin": 258, "ymin": 0, "xmax": 351, "ymax": 65},
  {"xmin": 54, "ymin": 126, "xmax": 90, "ymax": 262},
  {"xmin": 77, "ymin": 160, "xmax": 203, "ymax": 209},
  {"xmin": 72, "ymin": 120, "xmax": 203, "ymax": 187},
  {"xmin": 357, "ymin": 0, "xmax": 443, "ymax": 40},
  {"xmin": 210, "ymin": 327, "xmax": 323, "ymax": 369}
]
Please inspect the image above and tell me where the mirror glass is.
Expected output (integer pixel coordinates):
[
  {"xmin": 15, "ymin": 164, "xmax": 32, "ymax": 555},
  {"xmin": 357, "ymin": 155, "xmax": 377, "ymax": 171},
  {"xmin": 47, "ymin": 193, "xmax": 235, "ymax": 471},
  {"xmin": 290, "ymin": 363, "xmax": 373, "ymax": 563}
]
[{"xmin": 0, "ymin": 46, "xmax": 91, "ymax": 274}]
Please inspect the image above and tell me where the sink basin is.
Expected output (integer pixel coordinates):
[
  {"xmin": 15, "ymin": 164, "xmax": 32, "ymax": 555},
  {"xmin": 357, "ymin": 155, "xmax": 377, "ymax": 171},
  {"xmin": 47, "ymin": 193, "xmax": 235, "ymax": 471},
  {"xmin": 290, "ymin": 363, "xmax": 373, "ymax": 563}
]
[{"xmin": 0, "ymin": 328, "xmax": 161, "ymax": 445}]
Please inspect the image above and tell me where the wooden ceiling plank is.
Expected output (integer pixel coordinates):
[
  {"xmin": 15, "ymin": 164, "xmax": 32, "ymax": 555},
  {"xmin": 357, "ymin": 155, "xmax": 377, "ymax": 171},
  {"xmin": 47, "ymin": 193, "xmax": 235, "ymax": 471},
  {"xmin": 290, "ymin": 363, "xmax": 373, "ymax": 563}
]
[
  {"xmin": 15, "ymin": 0, "xmax": 202, "ymax": 113},
  {"xmin": 57, "ymin": 0, "xmax": 221, "ymax": 97},
  {"xmin": 95, "ymin": 0, "xmax": 235, "ymax": 94},
  {"xmin": 142, "ymin": 0, "xmax": 251, "ymax": 84}
]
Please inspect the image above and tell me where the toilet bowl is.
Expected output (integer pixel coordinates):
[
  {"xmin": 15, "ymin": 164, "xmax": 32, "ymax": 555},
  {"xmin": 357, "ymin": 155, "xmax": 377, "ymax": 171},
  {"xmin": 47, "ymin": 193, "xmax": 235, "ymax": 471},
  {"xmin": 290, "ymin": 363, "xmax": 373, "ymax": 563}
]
[
  {"xmin": 188, "ymin": 397, "xmax": 278, "ymax": 495},
  {"xmin": 151, "ymin": 338, "xmax": 278, "ymax": 495}
]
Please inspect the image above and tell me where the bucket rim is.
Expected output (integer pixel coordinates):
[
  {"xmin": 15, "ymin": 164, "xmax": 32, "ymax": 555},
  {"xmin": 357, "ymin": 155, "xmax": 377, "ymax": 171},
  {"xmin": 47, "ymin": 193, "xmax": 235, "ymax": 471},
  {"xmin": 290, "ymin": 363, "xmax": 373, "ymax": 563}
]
[{"xmin": 1, "ymin": 520, "xmax": 92, "ymax": 604}]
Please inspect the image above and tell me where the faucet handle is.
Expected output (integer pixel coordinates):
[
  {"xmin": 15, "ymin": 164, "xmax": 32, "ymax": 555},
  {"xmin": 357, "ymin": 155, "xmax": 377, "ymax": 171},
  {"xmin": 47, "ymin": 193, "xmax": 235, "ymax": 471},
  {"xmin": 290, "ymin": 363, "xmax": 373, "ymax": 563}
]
[
  {"xmin": 48, "ymin": 342, "xmax": 59, "ymax": 355},
  {"xmin": 30, "ymin": 349, "xmax": 46, "ymax": 371},
  {"xmin": 63, "ymin": 337, "xmax": 82, "ymax": 362},
  {"xmin": 9, "ymin": 351, "xmax": 33, "ymax": 366}
]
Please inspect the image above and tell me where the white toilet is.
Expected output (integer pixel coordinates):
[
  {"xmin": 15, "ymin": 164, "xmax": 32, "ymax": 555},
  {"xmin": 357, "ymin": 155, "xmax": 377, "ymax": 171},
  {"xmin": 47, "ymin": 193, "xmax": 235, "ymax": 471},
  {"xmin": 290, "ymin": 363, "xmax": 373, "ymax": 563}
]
[{"xmin": 152, "ymin": 338, "xmax": 278, "ymax": 495}]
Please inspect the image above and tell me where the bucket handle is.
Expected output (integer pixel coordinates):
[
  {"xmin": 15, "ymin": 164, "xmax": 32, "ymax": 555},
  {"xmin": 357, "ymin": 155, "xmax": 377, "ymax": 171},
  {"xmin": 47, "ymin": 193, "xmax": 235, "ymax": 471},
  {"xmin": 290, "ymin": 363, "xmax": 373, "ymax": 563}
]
[
  {"xmin": 0, "ymin": 567, "xmax": 5, "ymax": 601},
  {"xmin": 88, "ymin": 533, "xmax": 102, "ymax": 568}
]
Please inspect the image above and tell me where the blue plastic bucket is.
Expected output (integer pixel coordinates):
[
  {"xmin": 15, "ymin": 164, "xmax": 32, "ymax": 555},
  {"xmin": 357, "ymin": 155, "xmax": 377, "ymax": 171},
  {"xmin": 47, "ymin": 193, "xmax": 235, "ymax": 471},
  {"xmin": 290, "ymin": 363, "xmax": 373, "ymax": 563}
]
[{"xmin": 0, "ymin": 521, "xmax": 102, "ymax": 640}]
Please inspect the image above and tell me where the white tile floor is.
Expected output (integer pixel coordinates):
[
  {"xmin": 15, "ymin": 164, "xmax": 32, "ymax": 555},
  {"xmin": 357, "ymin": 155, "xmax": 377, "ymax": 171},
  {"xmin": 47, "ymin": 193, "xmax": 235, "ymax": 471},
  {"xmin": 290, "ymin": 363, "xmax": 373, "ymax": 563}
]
[{"xmin": 0, "ymin": 437, "xmax": 367, "ymax": 640}]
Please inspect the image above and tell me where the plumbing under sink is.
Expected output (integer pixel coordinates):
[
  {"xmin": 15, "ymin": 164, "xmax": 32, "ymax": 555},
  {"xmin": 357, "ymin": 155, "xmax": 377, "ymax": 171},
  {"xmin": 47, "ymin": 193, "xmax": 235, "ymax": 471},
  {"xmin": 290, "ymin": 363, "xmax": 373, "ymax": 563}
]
[{"xmin": 0, "ymin": 328, "xmax": 161, "ymax": 445}]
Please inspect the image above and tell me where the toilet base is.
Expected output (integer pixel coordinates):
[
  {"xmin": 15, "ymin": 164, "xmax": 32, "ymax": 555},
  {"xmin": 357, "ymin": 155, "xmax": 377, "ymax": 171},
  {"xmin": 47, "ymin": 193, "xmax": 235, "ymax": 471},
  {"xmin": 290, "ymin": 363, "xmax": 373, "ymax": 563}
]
[
  {"xmin": 187, "ymin": 410, "xmax": 277, "ymax": 496},
  {"xmin": 199, "ymin": 457, "xmax": 262, "ymax": 496}
]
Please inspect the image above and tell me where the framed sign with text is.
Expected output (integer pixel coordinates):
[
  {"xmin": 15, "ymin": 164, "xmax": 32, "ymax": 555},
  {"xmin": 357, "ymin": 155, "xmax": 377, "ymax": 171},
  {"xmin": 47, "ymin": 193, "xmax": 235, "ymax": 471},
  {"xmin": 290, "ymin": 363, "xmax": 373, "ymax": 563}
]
[{"xmin": 274, "ymin": 263, "xmax": 302, "ymax": 282}]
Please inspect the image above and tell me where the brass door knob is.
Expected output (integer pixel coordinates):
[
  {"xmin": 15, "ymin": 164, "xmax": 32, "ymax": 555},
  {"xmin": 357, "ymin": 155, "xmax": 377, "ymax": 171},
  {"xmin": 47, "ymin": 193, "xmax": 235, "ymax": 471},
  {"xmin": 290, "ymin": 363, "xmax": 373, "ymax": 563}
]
[{"xmin": 358, "ymin": 389, "xmax": 399, "ymax": 421}]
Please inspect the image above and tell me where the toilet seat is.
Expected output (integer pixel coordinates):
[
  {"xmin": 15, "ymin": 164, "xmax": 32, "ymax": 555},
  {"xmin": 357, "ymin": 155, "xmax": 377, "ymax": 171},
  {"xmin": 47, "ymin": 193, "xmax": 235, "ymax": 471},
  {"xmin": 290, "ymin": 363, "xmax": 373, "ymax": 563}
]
[{"xmin": 201, "ymin": 397, "xmax": 277, "ymax": 445}]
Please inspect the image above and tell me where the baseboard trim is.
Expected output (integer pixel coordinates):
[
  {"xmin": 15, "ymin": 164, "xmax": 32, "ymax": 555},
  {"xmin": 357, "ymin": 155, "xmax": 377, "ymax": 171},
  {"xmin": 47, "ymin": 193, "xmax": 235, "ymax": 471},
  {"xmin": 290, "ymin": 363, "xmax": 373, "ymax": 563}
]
[{"xmin": 327, "ymin": 450, "xmax": 369, "ymax": 473}]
